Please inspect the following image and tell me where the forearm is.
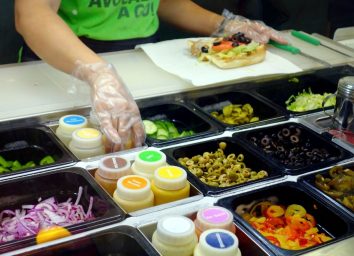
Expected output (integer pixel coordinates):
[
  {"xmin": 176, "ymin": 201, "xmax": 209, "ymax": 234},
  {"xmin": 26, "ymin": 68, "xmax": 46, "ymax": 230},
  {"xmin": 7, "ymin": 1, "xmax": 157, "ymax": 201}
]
[
  {"xmin": 158, "ymin": 0, "xmax": 224, "ymax": 35},
  {"xmin": 15, "ymin": 0, "xmax": 103, "ymax": 74}
]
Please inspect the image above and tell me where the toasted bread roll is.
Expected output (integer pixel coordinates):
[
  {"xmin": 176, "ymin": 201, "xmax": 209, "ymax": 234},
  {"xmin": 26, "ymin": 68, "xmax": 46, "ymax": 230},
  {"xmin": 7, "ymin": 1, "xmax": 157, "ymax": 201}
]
[{"xmin": 189, "ymin": 35, "xmax": 266, "ymax": 69}]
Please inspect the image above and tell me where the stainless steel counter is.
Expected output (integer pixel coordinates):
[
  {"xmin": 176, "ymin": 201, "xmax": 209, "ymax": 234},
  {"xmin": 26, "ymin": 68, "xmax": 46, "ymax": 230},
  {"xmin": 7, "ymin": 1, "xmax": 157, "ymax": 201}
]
[{"xmin": 1, "ymin": 31, "xmax": 353, "ymax": 121}]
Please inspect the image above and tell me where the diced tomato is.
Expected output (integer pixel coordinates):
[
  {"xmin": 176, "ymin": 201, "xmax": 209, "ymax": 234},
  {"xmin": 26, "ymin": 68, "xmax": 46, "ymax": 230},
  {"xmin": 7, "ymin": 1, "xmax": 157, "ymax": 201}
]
[{"xmin": 212, "ymin": 41, "xmax": 233, "ymax": 51}]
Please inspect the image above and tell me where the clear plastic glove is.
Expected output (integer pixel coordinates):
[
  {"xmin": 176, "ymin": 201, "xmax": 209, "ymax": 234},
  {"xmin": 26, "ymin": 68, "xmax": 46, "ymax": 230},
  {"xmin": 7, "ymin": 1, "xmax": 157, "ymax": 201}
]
[
  {"xmin": 73, "ymin": 62, "xmax": 145, "ymax": 152},
  {"xmin": 214, "ymin": 9, "xmax": 288, "ymax": 44}
]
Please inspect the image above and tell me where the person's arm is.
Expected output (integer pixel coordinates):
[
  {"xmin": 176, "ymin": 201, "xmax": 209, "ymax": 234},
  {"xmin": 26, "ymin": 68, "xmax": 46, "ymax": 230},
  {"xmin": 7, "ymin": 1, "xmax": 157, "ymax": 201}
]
[
  {"xmin": 158, "ymin": 0, "xmax": 288, "ymax": 44},
  {"xmin": 158, "ymin": 0, "xmax": 224, "ymax": 35},
  {"xmin": 15, "ymin": 0, "xmax": 102, "ymax": 74},
  {"xmin": 15, "ymin": 0, "xmax": 145, "ymax": 152}
]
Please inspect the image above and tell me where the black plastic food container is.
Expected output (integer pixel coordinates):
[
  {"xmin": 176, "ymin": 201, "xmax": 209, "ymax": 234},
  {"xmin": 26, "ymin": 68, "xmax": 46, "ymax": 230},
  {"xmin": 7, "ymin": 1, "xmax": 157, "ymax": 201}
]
[
  {"xmin": 0, "ymin": 167, "xmax": 125, "ymax": 254},
  {"xmin": 163, "ymin": 137, "xmax": 284, "ymax": 196},
  {"xmin": 191, "ymin": 91, "xmax": 286, "ymax": 130},
  {"xmin": 217, "ymin": 182, "xmax": 354, "ymax": 256},
  {"xmin": 234, "ymin": 122, "xmax": 353, "ymax": 175},
  {"xmin": 300, "ymin": 162, "xmax": 354, "ymax": 219},
  {"xmin": 0, "ymin": 126, "xmax": 76, "ymax": 177},
  {"xmin": 254, "ymin": 65, "xmax": 354, "ymax": 116},
  {"xmin": 20, "ymin": 225, "xmax": 159, "ymax": 256},
  {"xmin": 139, "ymin": 101, "xmax": 222, "ymax": 147}
]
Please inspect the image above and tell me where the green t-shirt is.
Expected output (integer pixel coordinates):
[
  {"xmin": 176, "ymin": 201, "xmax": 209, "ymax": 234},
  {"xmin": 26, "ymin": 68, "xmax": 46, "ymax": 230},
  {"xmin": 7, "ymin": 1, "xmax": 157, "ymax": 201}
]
[{"xmin": 59, "ymin": 0, "xmax": 160, "ymax": 41}]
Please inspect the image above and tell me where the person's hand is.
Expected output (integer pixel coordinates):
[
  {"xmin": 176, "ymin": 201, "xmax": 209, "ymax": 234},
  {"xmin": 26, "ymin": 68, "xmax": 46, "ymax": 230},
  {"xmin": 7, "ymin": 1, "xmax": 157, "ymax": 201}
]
[
  {"xmin": 73, "ymin": 62, "xmax": 145, "ymax": 152},
  {"xmin": 214, "ymin": 9, "xmax": 288, "ymax": 44}
]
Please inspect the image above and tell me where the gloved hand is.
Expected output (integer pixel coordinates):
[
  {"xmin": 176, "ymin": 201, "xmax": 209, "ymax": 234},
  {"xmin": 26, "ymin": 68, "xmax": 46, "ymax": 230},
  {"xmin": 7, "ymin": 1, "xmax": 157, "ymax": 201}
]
[
  {"xmin": 73, "ymin": 62, "xmax": 145, "ymax": 152},
  {"xmin": 214, "ymin": 9, "xmax": 288, "ymax": 44}
]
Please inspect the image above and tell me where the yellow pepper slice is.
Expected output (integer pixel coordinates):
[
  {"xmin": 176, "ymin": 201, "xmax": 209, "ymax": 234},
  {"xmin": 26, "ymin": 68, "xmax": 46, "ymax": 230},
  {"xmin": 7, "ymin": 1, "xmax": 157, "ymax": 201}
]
[
  {"xmin": 266, "ymin": 205, "xmax": 285, "ymax": 218},
  {"xmin": 285, "ymin": 204, "xmax": 306, "ymax": 218}
]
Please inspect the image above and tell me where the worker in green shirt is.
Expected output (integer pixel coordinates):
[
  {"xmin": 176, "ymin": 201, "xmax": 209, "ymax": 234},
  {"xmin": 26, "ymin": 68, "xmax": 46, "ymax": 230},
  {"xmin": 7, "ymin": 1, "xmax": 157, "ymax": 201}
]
[{"xmin": 14, "ymin": 0, "xmax": 287, "ymax": 152}]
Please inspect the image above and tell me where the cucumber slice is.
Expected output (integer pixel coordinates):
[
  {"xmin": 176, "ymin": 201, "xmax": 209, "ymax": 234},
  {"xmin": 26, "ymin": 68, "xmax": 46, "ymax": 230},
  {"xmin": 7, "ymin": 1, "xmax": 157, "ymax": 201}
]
[
  {"xmin": 156, "ymin": 135, "xmax": 168, "ymax": 140},
  {"xmin": 179, "ymin": 130, "xmax": 194, "ymax": 137},
  {"xmin": 143, "ymin": 120, "xmax": 157, "ymax": 135},
  {"xmin": 165, "ymin": 121, "xmax": 179, "ymax": 134},
  {"xmin": 157, "ymin": 128, "xmax": 169, "ymax": 138},
  {"xmin": 170, "ymin": 132, "xmax": 180, "ymax": 138},
  {"xmin": 154, "ymin": 120, "xmax": 168, "ymax": 130}
]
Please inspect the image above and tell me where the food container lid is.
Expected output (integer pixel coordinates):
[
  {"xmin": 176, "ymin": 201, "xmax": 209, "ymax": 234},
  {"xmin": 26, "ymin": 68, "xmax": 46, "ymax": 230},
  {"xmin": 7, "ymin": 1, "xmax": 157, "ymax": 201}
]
[
  {"xmin": 70, "ymin": 128, "xmax": 103, "ymax": 149},
  {"xmin": 116, "ymin": 175, "xmax": 151, "ymax": 201},
  {"xmin": 97, "ymin": 155, "xmax": 131, "ymax": 180},
  {"xmin": 197, "ymin": 229, "xmax": 240, "ymax": 256},
  {"xmin": 195, "ymin": 206, "xmax": 234, "ymax": 232},
  {"xmin": 156, "ymin": 215, "xmax": 196, "ymax": 245},
  {"xmin": 133, "ymin": 150, "xmax": 166, "ymax": 173},
  {"xmin": 153, "ymin": 166, "xmax": 187, "ymax": 190},
  {"xmin": 57, "ymin": 115, "xmax": 88, "ymax": 135}
]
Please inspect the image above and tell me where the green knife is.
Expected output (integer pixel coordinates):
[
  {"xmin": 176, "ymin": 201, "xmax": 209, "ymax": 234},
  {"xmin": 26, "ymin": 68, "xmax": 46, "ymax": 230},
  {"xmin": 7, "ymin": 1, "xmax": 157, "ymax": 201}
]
[
  {"xmin": 291, "ymin": 30, "xmax": 321, "ymax": 46},
  {"xmin": 291, "ymin": 30, "xmax": 354, "ymax": 56},
  {"xmin": 268, "ymin": 40, "xmax": 331, "ymax": 66}
]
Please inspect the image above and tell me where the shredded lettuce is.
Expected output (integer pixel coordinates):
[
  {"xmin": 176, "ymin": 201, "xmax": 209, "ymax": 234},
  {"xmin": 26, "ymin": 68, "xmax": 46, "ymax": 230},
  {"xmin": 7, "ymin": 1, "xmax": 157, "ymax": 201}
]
[
  {"xmin": 215, "ymin": 42, "xmax": 259, "ymax": 59},
  {"xmin": 285, "ymin": 88, "xmax": 335, "ymax": 112}
]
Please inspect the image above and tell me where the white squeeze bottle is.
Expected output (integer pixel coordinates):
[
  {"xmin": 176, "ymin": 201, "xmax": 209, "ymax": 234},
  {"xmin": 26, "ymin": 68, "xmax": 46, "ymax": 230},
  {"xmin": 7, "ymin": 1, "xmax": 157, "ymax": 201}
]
[
  {"xmin": 131, "ymin": 149, "xmax": 167, "ymax": 180},
  {"xmin": 55, "ymin": 114, "xmax": 88, "ymax": 146},
  {"xmin": 194, "ymin": 229, "xmax": 242, "ymax": 256},
  {"xmin": 68, "ymin": 128, "xmax": 105, "ymax": 159},
  {"xmin": 152, "ymin": 215, "xmax": 197, "ymax": 256},
  {"xmin": 194, "ymin": 206, "xmax": 236, "ymax": 238},
  {"xmin": 113, "ymin": 175, "xmax": 154, "ymax": 213}
]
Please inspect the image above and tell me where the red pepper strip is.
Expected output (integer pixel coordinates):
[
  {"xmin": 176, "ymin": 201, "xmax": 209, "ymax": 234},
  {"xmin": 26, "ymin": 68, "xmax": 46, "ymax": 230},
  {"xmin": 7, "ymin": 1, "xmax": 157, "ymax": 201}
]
[
  {"xmin": 265, "ymin": 217, "xmax": 284, "ymax": 229},
  {"xmin": 283, "ymin": 225, "xmax": 301, "ymax": 241},
  {"xmin": 299, "ymin": 238, "xmax": 309, "ymax": 247},
  {"xmin": 265, "ymin": 236, "xmax": 281, "ymax": 247}
]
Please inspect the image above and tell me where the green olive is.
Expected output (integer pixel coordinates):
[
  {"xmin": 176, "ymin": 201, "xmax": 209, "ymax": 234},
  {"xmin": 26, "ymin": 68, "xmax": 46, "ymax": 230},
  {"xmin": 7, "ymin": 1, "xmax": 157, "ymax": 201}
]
[{"xmin": 178, "ymin": 141, "xmax": 268, "ymax": 187}]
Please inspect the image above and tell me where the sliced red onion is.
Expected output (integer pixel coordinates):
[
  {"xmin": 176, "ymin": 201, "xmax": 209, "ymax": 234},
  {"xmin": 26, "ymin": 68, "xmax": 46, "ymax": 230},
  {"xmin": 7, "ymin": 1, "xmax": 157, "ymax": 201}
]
[{"xmin": 0, "ymin": 186, "xmax": 95, "ymax": 243}]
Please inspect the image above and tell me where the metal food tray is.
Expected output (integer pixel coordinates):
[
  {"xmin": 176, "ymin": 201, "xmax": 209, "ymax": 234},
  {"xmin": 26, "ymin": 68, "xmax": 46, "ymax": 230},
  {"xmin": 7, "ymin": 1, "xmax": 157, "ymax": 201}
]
[{"xmin": 1, "ymin": 66, "xmax": 353, "ymax": 255}]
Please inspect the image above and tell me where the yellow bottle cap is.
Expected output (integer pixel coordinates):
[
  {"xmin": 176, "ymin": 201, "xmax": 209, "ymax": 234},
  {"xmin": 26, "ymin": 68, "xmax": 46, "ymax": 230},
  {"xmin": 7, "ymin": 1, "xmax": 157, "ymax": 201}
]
[
  {"xmin": 153, "ymin": 166, "xmax": 187, "ymax": 190},
  {"xmin": 116, "ymin": 175, "xmax": 151, "ymax": 201},
  {"xmin": 70, "ymin": 128, "xmax": 103, "ymax": 149}
]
